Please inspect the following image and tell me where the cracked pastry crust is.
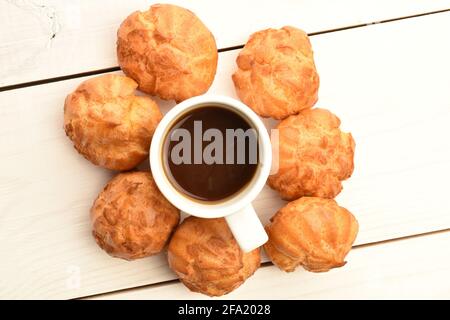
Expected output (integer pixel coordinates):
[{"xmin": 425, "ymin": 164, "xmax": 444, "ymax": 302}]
[
  {"xmin": 64, "ymin": 74, "xmax": 162, "ymax": 171},
  {"xmin": 117, "ymin": 4, "xmax": 218, "ymax": 102},
  {"xmin": 268, "ymin": 108, "xmax": 355, "ymax": 200},
  {"xmin": 264, "ymin": 197, "xmax": 358, "ymax": 272},
  {"xmin": 232, "ymin": 26, "xmax": 319, "ymax": 119},
  {"xmin": 168, "ymin": 217, "xmax": 261, "ymax": 296},
  {"xmin": 91, "ymin": 171, "xmax": 180, "ymax": 260}
]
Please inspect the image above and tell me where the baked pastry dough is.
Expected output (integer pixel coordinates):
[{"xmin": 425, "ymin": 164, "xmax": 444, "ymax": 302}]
[
  {"xmin": 268, "ymin": 108, "xmax": 355, "ymax": 200},
  {"xmin": 232, "ymin": 26, "xmax": 319, "ymax": 119},
  {"xmin": 117, "ymin": 4, "xmax": 218, "ymax": 102},
  {"xmin": 168, "ymin": 217, "xmax": 260, "ymax": 296},
  {"xmin": 64, "ymin": 74, "xmax": 162, "ymax": 171},
  {"xmin": 264, "ymin": 197, "xmax": 358, "ymax": 272},
  {"xmin": 91, "ymin": 171, "xmax": 180, "ymax": 260}
]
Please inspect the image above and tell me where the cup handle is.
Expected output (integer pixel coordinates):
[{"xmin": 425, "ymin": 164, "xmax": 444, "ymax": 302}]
[{"xmin": 225, "ymin": 205, "xmax": 268, "ymax": 252}]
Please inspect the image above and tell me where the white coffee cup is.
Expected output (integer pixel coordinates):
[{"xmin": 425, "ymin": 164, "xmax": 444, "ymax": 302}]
[{"xmin": 150, "ymin": 95, "xmax": 271, "ymax": 252}]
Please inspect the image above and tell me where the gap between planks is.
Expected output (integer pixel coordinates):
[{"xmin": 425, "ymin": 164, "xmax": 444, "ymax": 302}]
[
  {"xmin": 77, "ymin": 227, "xmax": 450, "ymax": 300},
  {"xmin": 0, "ymin": 8, "xmax": 448, "ymax": 93}
]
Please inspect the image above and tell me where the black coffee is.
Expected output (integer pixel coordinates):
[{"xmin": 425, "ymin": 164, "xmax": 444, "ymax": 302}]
[{"xmin": 163, "ymin": 106, "xmax": 259, "ymax": 201}]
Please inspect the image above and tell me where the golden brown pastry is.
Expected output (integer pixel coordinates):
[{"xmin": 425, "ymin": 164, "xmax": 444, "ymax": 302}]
[
  {"xmin": 264, "ymin": 197, "xmax": 358, "ymax": 272},
  {"xmin": 232, "ymin": 26, "xmax": 319, "ymax": 119},
  {"xmin": 64, "ymin": 74, "xmax": 162, "ymax": 171},
  {"xmin": 168, "ymin": 217, "xmax": 260, "ymax": 296},
  {"xmin": 117, "ymin": 4, "xmax": 218, "ymax": 102},
  {"xmin": 268, "ymin": 108, "xmax": 355, "ymax": 200},
  {"xmin": 91, "ymin": 171, "xmax": 180, "ymax": 260}
]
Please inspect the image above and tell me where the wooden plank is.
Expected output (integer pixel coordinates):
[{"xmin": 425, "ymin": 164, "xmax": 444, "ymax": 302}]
[
  {"xmin": 215, "ymin": 12, "xmax": 450, "ymax": 245},
  {"xmin": 1, "ymin": 0, "xmax": 449, "ymax": 87},
  {"xmin": 0, "ymin": 13, "xmax": 449, "ymax": 299},
  {"xmin": 89, "ymin": 231, "xmax": 450, "ymax": 299}
]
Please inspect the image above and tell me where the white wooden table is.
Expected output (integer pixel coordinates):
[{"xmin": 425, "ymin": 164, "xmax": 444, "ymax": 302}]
[{"xmin": 1, "ymin": 0, "xmax": 450, "ymax": 300}]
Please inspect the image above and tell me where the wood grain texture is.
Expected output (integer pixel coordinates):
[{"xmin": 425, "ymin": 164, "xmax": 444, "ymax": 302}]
[
  {"xmin": 90, "ymin": 231, "xmax": 450, "ymax": 300},
  {"xmin": 1, "ymin": 0, "xmax": 449, "ymax": 87},
  {"xmin": 0, "ymin": 12, "xmax": 449, "ymax": 299}
]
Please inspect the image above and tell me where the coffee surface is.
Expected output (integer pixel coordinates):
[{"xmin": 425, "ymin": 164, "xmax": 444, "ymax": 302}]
[{"xmin": 163, "ymin": 106, "xmax": 258, "ymax": 201}]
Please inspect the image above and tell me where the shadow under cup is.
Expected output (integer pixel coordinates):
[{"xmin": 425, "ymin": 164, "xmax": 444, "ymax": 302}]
[{"xmin": 161, "ymin": 103, "xmax": 261, "ymax": 204}]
